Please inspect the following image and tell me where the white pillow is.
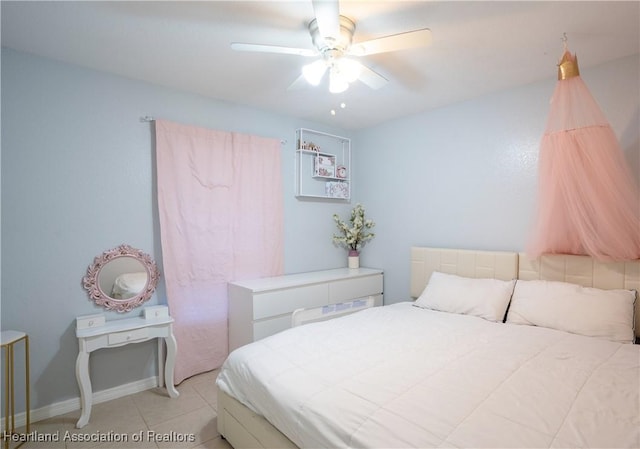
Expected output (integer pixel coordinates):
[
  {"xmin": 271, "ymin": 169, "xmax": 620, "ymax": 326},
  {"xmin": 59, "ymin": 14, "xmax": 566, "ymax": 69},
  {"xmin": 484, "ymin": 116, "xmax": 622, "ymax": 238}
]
[
  {"xmin": 506, "ymin": 280, "xmax": 636, "ymax": 344},
  {"xmin": 414, "ymin": 272, "xmax": 516, "ymax": 322}
]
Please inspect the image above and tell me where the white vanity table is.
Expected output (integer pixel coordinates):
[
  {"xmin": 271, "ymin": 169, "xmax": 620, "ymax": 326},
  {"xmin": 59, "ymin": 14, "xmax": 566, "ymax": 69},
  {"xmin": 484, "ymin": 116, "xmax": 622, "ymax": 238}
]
[{"xmin": 74, "ymin": 308, "xmax": 179, "ymax": 428}]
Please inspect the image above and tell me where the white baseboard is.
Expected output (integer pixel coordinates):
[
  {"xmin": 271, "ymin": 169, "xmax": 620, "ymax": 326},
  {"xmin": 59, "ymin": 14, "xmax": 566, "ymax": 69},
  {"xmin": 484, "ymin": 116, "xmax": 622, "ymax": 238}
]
[{"xmin": 3, "ymin": 376, "xmax": 158, "ymax": 428}]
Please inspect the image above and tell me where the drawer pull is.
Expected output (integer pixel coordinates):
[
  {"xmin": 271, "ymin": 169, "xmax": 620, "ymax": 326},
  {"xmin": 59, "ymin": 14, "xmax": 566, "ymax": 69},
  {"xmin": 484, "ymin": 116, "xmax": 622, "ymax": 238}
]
[{"xmin": 108, "ymin": 328, "xmax": 149, "ymax": 345}]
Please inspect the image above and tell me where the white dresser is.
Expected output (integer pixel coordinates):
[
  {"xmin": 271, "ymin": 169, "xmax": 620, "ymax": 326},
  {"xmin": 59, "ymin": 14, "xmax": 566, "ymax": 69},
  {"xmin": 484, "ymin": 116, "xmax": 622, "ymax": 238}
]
[{"xmin": 228, "ymin": 267, "xmax": 383, "ymax": 351}]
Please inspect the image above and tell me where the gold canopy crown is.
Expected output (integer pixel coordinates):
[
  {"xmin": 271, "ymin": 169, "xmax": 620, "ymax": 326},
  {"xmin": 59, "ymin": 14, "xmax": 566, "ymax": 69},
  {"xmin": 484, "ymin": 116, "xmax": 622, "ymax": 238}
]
[{"xmin": 558, "ymin": 50, "xmax": 580, "ymax": 80}]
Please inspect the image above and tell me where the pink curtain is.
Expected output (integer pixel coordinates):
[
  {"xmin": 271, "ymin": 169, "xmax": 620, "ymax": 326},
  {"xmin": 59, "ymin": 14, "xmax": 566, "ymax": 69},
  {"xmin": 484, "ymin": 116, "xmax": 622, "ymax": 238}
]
[
  {"xmin": 528, "ymin": 50, "xmax": 640, "ymax": 261},
  {"xmin": 155, "ymin": 119, "xmax": 284, "ymax": 383}
]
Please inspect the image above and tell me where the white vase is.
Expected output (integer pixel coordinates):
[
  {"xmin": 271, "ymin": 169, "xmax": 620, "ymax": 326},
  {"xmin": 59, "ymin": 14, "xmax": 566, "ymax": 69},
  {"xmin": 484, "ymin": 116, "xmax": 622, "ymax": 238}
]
[{"xmin": 348, "ymin": 250, "xmax": 360, "ymax": 269}]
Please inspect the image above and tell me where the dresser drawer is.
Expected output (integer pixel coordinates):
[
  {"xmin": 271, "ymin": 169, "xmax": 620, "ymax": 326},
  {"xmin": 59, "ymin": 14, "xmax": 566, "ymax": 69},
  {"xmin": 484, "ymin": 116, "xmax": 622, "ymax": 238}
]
[
  {"xmin": 253, "ymin": 315, "xmax": 292, "ymax": 341},
  {"xmin": 329, "ymin": 274, "xmax": 383, "ymax": 304},
  {"xmin": 253, "ymin": 284, "xmax": 328, "ymax": 320},
  {"xmin": 108, "ymin": 327, "xmax": 149, "ymax": 345}
]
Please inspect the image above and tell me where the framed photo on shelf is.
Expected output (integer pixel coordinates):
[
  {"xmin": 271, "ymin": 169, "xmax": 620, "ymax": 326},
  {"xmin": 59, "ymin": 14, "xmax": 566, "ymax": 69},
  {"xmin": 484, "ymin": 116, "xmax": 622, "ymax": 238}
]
[
  {"xmin": 326, "ymin": 181, "xmax": 350, "ymax": 199},
  {"xmin": 314, "ymin": 154, "xmax": 336, "ymax": 177}
]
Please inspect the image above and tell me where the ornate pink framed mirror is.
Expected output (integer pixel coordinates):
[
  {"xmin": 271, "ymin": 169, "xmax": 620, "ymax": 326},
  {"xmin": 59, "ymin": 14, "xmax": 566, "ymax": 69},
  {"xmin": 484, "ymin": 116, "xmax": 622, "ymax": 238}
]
[{"xmin": 83, "ymin": 244, "xmax": 160, "ymax": 312}]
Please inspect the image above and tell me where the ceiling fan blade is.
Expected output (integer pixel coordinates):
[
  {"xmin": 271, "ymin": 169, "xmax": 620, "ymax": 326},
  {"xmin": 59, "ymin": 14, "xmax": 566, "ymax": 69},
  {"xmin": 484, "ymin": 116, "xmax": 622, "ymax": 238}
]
[
  {"xmin": 287, "ymin": 74, "xmax": 309, "ymax": 91},
  {"xmin": 312, "ymin": 0, "xmax": 340, "ymax": 40},
  {"xmin": 349, "ymin": 28, "xmax": 432, "ymax": 56},
  {"xmin": 357, "ymin": 65, "xmax": 388, "ymax": 90},
  {"xmin": 231, "ymin": 42, "xmax": 317, "ymax": 57}
]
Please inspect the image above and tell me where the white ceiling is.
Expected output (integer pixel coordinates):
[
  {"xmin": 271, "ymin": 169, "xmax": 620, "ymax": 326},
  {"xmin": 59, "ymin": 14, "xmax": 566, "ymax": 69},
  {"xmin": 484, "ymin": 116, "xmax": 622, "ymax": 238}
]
[{"xmin": 2, "ymin": 1, "xmax": 639, "ymax": 130}]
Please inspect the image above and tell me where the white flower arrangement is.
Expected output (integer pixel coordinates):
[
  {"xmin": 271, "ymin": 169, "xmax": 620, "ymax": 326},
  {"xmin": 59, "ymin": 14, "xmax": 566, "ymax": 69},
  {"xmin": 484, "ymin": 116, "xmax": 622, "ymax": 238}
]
[{"xmin": 332, "ymin": 203, "xmax": 375, "ymax": 253}]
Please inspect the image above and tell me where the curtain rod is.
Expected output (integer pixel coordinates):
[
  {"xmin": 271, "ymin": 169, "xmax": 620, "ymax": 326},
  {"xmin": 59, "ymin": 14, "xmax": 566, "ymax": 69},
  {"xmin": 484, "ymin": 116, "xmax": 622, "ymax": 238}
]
[{"xmin": 139, "ymin": 116, "xmax": 287, "ymax": 144}]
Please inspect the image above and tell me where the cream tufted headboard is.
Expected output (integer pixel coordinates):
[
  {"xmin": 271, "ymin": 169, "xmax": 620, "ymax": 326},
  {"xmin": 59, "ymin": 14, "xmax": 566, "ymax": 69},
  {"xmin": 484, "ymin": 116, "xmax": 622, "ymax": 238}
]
[
  {"xmin": 410, "ymin": 247, "xmax": 519, "ymax": 298},
  {"xmin": 411, "ymin": 247, "xmax": 640, "ymax": 338}
]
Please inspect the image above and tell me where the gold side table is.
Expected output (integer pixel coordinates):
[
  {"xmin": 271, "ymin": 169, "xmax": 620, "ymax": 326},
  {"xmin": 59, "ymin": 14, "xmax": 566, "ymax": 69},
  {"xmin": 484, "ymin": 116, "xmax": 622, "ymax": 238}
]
[{"xmin": 1, "ymin": 331, "xmax": 30, "ymax": 449}]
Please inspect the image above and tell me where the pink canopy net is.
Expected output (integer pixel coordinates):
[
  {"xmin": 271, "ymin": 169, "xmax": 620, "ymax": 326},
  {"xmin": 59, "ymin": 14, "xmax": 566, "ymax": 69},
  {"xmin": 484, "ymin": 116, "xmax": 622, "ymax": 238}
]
[{"xmin": 528, "ymin": 49, "xmax": 640, "ymax": 261}]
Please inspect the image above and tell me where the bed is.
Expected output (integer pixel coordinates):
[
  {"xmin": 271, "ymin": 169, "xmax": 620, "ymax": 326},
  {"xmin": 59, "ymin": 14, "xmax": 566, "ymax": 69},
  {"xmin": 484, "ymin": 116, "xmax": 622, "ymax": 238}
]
[{"xmin": 216, "ymin": 247, "xmax": 640, "ymax": 448}]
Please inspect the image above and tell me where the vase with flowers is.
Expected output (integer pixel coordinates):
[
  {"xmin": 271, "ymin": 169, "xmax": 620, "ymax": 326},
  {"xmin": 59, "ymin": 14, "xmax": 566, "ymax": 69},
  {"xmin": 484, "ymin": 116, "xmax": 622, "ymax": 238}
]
[{"xmin": 332, "ymin": 203, "xmax": 375, "ymax": 269}]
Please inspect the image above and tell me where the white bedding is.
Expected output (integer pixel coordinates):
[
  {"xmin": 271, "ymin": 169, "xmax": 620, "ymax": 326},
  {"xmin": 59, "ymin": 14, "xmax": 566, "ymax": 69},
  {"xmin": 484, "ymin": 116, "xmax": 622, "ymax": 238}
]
[{"xmin": 216, "ymin": 302, "xmax": 640, "ymax": 448}]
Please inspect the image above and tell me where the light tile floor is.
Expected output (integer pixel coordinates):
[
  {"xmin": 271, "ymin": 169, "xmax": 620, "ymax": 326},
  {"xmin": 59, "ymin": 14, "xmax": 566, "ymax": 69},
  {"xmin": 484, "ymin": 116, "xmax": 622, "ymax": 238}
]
[{"xmin": 11, "ymin": 370, "xmax": 232, "ymax": 449}]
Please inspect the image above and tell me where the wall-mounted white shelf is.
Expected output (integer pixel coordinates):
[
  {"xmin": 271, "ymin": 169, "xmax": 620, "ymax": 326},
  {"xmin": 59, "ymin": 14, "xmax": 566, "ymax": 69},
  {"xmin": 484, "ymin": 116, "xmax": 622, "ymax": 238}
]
[{"xmin": 295, "ymin": 128, "xmax": 351, "ymax": 200}]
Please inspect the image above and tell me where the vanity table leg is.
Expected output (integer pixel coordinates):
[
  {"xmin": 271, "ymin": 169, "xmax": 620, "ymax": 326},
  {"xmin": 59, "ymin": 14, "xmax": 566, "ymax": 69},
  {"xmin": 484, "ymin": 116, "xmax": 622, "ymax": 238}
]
[
  {"xmin": 157, "ymin": 338, "xmax": 165, "ymax": 388},
  {"xmin": 164, "ymin": 333, "xmax": 179, "ymax": 398},
  {"xmin": 75, "ymin": 350, "xmax": 92, "ymax": 428}
]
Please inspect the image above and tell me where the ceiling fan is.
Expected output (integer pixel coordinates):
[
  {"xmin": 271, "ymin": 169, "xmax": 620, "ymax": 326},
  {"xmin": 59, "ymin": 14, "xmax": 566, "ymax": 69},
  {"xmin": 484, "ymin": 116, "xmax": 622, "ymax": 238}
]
[{"xmin": 230, "ymin": 0, "xmax": 432, "ymax": 93}]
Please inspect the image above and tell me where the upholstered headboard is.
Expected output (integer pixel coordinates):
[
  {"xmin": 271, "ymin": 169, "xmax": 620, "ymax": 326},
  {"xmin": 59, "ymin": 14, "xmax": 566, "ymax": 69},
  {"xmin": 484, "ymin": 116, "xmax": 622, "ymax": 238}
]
[
  {"xmin": 410, "ymin": 247, "xmax": 519, "ymax": 298},
  {"xmin": 518, "ymin": 252, "xmax": 640, "ymax": 338},
  {"xmin": 410, "ymin": 247, "xmax": 640, "ymax": 338}
]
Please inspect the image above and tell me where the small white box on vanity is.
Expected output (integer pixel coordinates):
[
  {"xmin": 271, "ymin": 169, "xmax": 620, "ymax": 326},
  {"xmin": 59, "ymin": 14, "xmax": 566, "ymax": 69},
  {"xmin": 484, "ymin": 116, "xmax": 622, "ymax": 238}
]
[
  {"xmin": 76, "ymin": 313, "xmax": 106, "ymax": 330},
  {"xmin": 144, "ymin": 305, "xmax": 169, "ymax": 320}
]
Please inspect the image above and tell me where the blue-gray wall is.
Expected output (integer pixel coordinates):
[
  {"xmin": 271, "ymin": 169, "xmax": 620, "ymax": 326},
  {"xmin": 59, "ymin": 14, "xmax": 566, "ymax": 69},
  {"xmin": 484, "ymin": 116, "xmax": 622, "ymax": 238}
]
[
  {"xmin": 1, "ymin": 48, "xmax": 353, "ymax": 413},
  {"xmin": 354, "ymin": 54, "xmax": 639, "ymax": 305},
  {"xmin": 1, "ymin": 47, "xmax": 638, "ymax": 414}
]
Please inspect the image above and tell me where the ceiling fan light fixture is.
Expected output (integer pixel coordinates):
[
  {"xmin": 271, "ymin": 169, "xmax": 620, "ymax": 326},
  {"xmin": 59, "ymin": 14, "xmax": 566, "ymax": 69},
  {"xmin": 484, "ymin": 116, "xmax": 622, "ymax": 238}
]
[
  {"xmin": 329, "ymin": 67, "xmax": 349, "ymax": 93},
  {"xmin": 231, "ymin": 1, "xmax": 431, "ymax": 94},
  {"xmin": 337, "ymin": 58, "xmax": 362, "ymax": 83},
  {"xmin": 302, "ymin": 59, "xmax": 327, "ymax": 86}
]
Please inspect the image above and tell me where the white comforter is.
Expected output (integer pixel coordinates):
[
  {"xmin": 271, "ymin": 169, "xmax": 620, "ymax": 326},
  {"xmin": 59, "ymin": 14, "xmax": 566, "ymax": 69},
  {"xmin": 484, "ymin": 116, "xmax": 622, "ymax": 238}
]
[{"xmin": 216, "ymin": 302, "xmax": 640, "ymax": 448}]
